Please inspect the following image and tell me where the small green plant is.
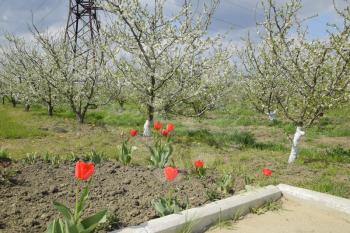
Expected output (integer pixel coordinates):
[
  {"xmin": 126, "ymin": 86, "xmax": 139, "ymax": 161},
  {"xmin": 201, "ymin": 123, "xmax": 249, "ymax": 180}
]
[
  {"xmin": 250, "ymin": 200, "xmax": 282, "ymax": 215},
  {"xmin": 0, "ymin": 148, "xmax": 9, "ymax": 158},
  {"xmin": 117, "ymin": 141, "xmax": 132, "ymax": 165},
  {"xmin": 23, "ymin": 152, "xmax": 38, "ymax": 164},
  {"xmin": 148, "ymin": 140, "xmax": 173, "ymax": 168},
  {"xmin": 83, "ymin": 150, "xmax": 105, "ymax": 164},
  {"xmin": 115, "ymin": 129, "xmax": 138, "ymax": 165},
  {"xmin": 43, "ymin": 153, "xmax": 61, "ymax": 166},
  {"xmin": 96, "ymin": 212, "xmax": 120, "ymax": 231},
  {"xmin": 217, "ymin": 174, "xmax": 235, "ymax": 194},
  {"xmin": 244, "ymin": 175, "xmax": 254, "ymax": 186},
  {"xmin": 205, "ymin": 189, "xmax": 220, "ymax": 201},
  {"xmin": 0, "ymin": 168, "xmax": 17, "ymax": 185},
  {"xmin": 67, "ymin": 152, "xmax": 80, "ymax": 162},
  {"xmin": 0, "ymin": 148, "xmax": 12, "ymax": 167},
  {"xmin": 151, "ymin": 196, "xmax": 182, "ymax": 217}
]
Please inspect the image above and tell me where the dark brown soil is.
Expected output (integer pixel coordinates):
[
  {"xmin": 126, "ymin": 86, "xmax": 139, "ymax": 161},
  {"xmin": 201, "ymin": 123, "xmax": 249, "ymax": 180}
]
[{"xmin": 0, "ymin": 161, "xmax": 238, "ymax": 232}]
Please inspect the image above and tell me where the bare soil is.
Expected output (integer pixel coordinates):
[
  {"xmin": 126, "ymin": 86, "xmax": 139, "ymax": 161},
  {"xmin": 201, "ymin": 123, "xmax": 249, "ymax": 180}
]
[{"xmin": 0, "ymin": 160, "xmax": 235, "ymax": 232}]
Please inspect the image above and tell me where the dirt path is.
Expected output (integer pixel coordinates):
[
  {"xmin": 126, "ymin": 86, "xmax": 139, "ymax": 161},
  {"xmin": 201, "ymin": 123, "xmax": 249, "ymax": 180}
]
[{"xmin": 207, "ymin": 197, "xmax": 350, "ymax": 233}]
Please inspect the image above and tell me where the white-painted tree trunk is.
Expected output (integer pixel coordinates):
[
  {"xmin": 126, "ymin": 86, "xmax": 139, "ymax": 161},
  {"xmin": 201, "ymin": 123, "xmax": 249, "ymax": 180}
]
[
  {"xmin": 267, "ymin": 110, "xmax": 277, "ymax": 121},
  {"xmin": 143, "ymin": 119, "xmax": 151, "ymax": 137},
  {"xmin": 288, "ymin": 126, "xmax": 305, "ymax": 163}
]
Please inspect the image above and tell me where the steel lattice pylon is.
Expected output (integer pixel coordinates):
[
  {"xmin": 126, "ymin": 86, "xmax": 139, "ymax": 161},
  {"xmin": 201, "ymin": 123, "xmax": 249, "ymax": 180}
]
[{"xmin": 64, "ymin": 0, "xmax": 101, "ymax": 58}]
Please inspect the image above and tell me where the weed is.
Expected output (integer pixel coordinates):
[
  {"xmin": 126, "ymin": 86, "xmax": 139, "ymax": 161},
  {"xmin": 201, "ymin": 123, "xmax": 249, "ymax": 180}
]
[
  {"xmin": 250, "ymin": 200, "xmax": 282, "ymax": 215},
  {"xmin": 67, "ymin": 152, "xmax": 80, "ymax": 162},
  {"xmin": 0, "ymin": 148, "xmax": 10, "ymax": 158},
  {"xmin": 205, "ymin": 189, "xmax": 221, "ymax": 202},
  {"xmin": 98, "ymin": 212, "xmax": 121, "ymax": 231},
  {"xmin": 217, "ymin": 174, "xmax": 235, "ymax": 194},
  {"xmin": 244, "ymin": 175, "xmax": 254, "ymax": 186},
  {"xmin": 0, "ymin": 168, "xmax": 17, "ymax": 185},
  {"xmin": 176, "ymin": 218, "xmax": 196, "ymax": 233},
  {"xmin": 23, "ymin": 153, "xmax": 39, "ymax": 164},
  {"xmin": 326, "ymin": 146, "xmax": 350, "ymax": 159},
  {"xmin": 228, "ymin": 131, "xmax": 256, "ymax": 147},
  {"xmin": 83, "ymin": 150, "xmax": 106, "ymax": 164},
  {"xmin": 43, "ymin": 153, "xmax": 61, "ymax": 166},
  {"xmin": 151, "ymin": 196, "xmax": 183, "ymax": 217}
]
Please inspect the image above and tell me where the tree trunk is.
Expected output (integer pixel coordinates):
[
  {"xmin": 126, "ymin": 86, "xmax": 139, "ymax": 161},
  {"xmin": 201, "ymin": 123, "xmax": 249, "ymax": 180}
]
[
  {"xmin": 268, "ymin": 110, "xmax": 277, "ymax": 121},
  {"xmin": 24, "ymin": 104, "xmax": 30, "ymax": 112},
  {"xmin": 48, "ymin": 104, "xmax": 54, "ymax": 116},
  {"xmin": 288, "ymin": 126, "xmax": 305, "ymax": 163},
  {"xmin": 143, "ymin": 119, "xmax": 151, "ymax": 137},
  {"xmin": 76, "ymin": 112, "xmax": 85, "ymax": 124},
  {"xmin": 143, "ymin": 74, "xmax": 156, "ymax": 137},
  {"xmin": 11, "ymin": 98, "xmax": 17, "ymax": 108},
  {"xmin": 143, "ymin": 103, "xmax": 154, "ymax": 137},
  {"xmin": 118, "ymin": 100, "xmax": 125, "ymax": 112},
  {"xmin": 2, "ymin": 97, "xmax": 5, "ymax": 105}
]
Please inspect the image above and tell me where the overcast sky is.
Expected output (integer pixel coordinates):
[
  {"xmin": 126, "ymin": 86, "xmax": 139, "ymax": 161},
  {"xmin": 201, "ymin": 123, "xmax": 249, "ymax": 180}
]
[{"xmin": 0, "ymin": 0, "xmax": 348, "ymax": 45}]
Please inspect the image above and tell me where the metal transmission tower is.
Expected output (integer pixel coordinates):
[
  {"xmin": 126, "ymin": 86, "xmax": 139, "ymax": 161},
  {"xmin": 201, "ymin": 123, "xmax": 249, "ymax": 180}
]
[{"xmin": 65, "ymin": 0, "xmax": 101, "ymax": 58}]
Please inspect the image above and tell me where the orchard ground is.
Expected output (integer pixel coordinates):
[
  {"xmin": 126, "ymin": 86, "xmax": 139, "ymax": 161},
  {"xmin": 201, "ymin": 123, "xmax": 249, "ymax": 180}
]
[{"xmin": 1, "ymin": 102, "xmax": 350, "ymax": 199}]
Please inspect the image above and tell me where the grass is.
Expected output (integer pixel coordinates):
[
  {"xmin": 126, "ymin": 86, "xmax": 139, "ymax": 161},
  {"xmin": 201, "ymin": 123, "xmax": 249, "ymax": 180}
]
[
  {"xmin": 0, "ymin": 106, "xmax": 45, "ymax": 139},
  {"xmin": 1, "ymin": 101, "xmax": 350, "ymax": 199},
  {"xmin": 250, "ymin": 200, "xmax": 282, "ymax": 215}
]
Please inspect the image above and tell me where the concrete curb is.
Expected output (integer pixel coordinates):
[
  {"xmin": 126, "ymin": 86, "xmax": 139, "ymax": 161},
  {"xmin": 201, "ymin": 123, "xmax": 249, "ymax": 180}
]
[
  {"xmin": 277, "ymin": 183, "xmax": 350, "ymax": 214},
  {"xmin": 111, "ymin": 185, "xmax": 281, "ymax": 233}
]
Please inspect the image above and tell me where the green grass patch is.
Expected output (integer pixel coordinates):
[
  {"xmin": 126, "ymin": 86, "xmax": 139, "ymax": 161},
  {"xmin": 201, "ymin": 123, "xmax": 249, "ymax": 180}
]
[
  {"xmin": 0, "ymin": 106, "xmax": 45, "ymax": 139},
  {"xmin": 298, "ymin": 145, "xmax": 350, "ymax": 164}
]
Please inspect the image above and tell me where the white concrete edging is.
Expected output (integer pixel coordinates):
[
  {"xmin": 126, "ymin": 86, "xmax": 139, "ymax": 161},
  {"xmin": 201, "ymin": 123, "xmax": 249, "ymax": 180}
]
[
  {"xmin": 111, "ymin": 185, "xmax": 281, "ymax": 233},
  {"xmin": 277, "ymin": 183, "xmax": 350, "ymax": 215}
]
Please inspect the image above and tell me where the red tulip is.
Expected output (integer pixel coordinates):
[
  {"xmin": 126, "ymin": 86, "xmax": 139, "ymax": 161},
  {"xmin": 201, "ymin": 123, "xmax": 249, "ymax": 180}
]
[
  {"xmin": 162, "ymin": 129, "xmax": 169, "ymax": 136},
  {"xmin": 166, "ymin": 123, "xmax": 174, "ymax": 132},
  {"xmin": 154, "ymin": 121, "xmax": 162, "ymax": 130},
  {"xmin": 194, "ymin": 160, "xmax": 204, "ymax": 168},
  {"xmin": 130, "ymin": 129, "xmax": 138, "ymax": 137},
  {"xmin": 75, "ymin": 160, "xmax": 94, "ymax": 180},
  {"xmin": 262, "ymin": 168, "xmax": 272, "ymax": 177},
  {"xmin": 164, "ymin": 166, "xmax": 178, "ymax": 181}
]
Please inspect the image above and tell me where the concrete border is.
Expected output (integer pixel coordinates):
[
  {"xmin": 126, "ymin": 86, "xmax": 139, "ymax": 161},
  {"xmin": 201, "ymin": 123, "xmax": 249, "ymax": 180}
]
[
  {"xmin": 111, "ymin": 185, "xmax": 281, "ymax": 233},
  {"xmin": 111, "ymin": 184, "xmax": 350, "ymax": 233},
  {"xmin": 277, "ymin": 183, "xmax": 350, "ymax": 214}
]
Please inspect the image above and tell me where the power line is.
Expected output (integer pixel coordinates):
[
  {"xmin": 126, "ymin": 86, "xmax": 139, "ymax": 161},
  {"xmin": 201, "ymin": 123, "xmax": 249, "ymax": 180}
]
[
  {"xmin": 35, "ymin": 0, "xmax": 62, "ymax": 25},
  {"xmin": 226, "ymin": 0, "xmax": 263, "ymax": 13},
  {"xmin": 212, "ymin": 16, "xmax": 246, "ymax": 29}
]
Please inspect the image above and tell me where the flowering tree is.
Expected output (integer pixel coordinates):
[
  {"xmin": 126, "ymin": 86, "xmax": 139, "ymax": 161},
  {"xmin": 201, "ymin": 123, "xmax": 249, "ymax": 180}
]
[
  {"xmin": 31, "ymin": 28, "xmax": 111, "ymax": 123},
  {"xmin": 100, "ymin": 0, "xmax": 233, "ymax": 135},
  {"xmin": 0, "ymin": 35, "xmax": 34, "ymax": 110},
  {"xmin": 241, "ymin": 0, "xmax": 350, "ymax": 163},
  {"xmin": 0, "ymin": 34, "xmax": 59, "ymax": 115}
]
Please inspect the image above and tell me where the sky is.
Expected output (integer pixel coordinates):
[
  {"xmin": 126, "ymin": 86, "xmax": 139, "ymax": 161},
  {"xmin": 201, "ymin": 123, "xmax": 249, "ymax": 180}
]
[{"xmin": 0, "ymin": 0, "xmax": 348, "ymax": 45}]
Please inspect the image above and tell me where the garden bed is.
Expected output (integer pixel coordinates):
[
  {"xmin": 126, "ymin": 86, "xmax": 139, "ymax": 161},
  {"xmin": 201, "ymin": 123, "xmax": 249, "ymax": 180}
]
[{"xmin": 0, "ymin": 160, "xmax": 238, "ymax": 232}]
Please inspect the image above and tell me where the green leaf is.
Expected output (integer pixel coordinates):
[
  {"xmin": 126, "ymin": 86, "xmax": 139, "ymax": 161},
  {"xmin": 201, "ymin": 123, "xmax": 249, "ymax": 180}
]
[
  {"xmin": 53, "ymin": 201, "xmax": 74, "ymax": 221},
  {"xmin": 77, "ymin": 179, "xmax": 92, "ymax": 219},
  {"xmin": 80, "ymin": 209, "xmax": 107, "ymax": 232},
  {"xmin": 64, "ymin": 220, "xmax": 79, "ymax": 233},
  {"xmin": 46, "ymin": 219, "xmax": 63, "ymax": 233}
]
